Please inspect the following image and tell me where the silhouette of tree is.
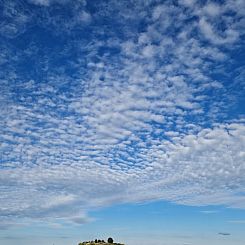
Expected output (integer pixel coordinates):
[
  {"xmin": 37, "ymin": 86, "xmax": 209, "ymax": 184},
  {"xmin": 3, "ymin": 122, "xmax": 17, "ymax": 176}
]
[{"xmin": 107, "ymin": 237, "xmax": 113, "ymax": 243}]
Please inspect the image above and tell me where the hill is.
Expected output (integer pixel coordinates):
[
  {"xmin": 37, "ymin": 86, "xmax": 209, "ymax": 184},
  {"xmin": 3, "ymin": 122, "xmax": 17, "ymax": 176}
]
[
  {"xmin": 78, "ymin": 239, "xmax": 124, "ymax": 245},
  {"xmin": 79, "ymin": 243, "xmax": 124, "ymax": 245}
]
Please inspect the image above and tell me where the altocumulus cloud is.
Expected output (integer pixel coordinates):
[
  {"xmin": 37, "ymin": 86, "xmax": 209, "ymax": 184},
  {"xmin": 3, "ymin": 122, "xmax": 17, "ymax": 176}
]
[{"xmin": 0, "ymin": 0, "xmax": 245, "ymax": 227}]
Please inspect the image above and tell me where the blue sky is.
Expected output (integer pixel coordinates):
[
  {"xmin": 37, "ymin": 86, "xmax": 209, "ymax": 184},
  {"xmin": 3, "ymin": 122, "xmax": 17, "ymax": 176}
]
[{"xmin": 0, "ymin": 0, "xmax": 245, "ymax": 245}]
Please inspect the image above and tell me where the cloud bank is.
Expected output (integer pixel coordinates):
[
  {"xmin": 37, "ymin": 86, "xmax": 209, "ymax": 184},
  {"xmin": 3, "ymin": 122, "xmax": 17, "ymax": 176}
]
[{"xmin": 0, "ymin": 0, "xmax": 244, "ymax": 227}]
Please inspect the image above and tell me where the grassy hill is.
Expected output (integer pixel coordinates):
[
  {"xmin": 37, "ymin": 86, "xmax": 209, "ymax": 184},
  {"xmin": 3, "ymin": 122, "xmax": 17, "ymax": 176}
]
[
  {"xmin": 78, "ymin": 240, "xmax": 124, "ymax": 245},
  {"xmin": 79, "ymin": 243, "xmax": 124, "ymax": 245},
  {"xmin": 78, "ymin": 241, "xmax": 124, "ymax": 245}
]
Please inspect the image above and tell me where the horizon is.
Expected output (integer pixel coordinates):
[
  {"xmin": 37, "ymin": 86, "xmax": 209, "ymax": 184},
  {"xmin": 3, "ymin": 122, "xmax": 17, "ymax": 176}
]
[{"xmin": 0, "ymin": 0, "xmax": 245, "ymax": 245}]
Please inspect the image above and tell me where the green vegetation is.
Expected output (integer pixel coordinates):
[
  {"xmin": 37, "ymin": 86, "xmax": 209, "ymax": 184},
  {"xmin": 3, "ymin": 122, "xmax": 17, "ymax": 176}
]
[
  {"xmin": 78, "ymin": 237, "xmax": 124, "ymax": 245},
  {"xmin": 107, "ymin": 237, "xmax": 113, "ymax": 243}
]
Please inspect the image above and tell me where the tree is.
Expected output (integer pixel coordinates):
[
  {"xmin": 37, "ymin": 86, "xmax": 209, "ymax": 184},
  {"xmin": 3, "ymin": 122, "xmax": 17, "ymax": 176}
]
[{"xmin": 107, "ymin": 237, "xmax": 113, "ymax": 243}]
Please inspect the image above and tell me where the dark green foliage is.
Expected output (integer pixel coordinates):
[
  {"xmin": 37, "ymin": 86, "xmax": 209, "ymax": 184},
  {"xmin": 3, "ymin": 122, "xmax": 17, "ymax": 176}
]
[{"xmin": 107, "ymin": 237, "xmax": 113, "ymax": 243}]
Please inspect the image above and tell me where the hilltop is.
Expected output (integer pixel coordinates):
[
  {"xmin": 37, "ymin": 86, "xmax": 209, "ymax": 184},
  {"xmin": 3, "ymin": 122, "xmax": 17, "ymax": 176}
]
[
  {"xmin": 79, "ymin": 243, "xmax": 124, "ymax": 245},
  {"xmin": 78, "ymin": 238, "xmax": 124, "ymax": 245}
]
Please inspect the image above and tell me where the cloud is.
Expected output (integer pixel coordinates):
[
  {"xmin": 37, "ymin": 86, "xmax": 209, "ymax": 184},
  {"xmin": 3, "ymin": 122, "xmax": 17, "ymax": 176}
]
[
  {"xmin": 218, "ymin": 232, "xmax": 231, "ymax": 236},
  {"xmin": 0, "ymin": 0, "xmax": 244, "ymax": 227},
  {"xmin": 77, "ymin": 11, "xmax": 92, "ymax": 24},
  {"xmin": 71, "ymin": 216, "xmax": 94, "ymax": 224},
  {"xmin": 0, "ymin": 0, "xmax": 90, "ymax": 38},
  {"xmin": 0, "ymin": 1, "xmax": 30, "ymax": 38},
  {"xmin": 200, "ymin": 210, "xmax": 218, "ymax": 214},
  {"xmin": 199, "ymin": 18, "xmax": 239, "ymax": 45},
  {"xmin": 28, "ymin": 0, "xmax": 71, "ymax": 6},
  {"xmin": 28, "ymin": 0, "xmax": 51, "ymax": 6}
]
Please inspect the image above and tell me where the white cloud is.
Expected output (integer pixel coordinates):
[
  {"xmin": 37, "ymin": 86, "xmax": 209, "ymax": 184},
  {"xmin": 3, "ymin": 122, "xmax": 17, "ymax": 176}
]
[
  {"xmin": 200, "ymin": 210, "xmax": 218, "ymax": 214},
  {"xmin": 203, "ymin": 3, "xmax": 222, "ymax": 17},
  {"xmin": 0, "ymin": 0, "xmax": 244, "ymax": 228},
  {"xmin": 180, "ymin": 0, "xmax": 196, "ymax": 7},
  {"xmin": 29, "ymin": 0, "xmax": 51, "ymax": 6},
  {"xmin": 0, "ymin": 121, "xmax": 244, "ymax": 226},
  {"xmin": 199, "ymin": 18, "xmax": 239, "ymax": 45},
  {"xmin": 77, "ymin": 11, "xmax": 92, "ymax": 24},
  {"xmin": 28, "ymin": 0, "xmax": 72, "ymax": 6}
]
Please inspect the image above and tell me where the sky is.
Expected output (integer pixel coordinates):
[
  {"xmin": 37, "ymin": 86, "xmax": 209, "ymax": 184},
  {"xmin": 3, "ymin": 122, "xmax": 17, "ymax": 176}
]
[{"xmin": 0, "ymin": 0, "xmax": 245, "ymax": 245}]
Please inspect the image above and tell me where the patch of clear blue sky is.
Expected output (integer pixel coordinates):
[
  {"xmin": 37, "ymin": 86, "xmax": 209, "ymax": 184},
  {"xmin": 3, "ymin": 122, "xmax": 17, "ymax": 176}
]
[{"xmin": 1, "ymin": 201, "xmax": 245, "ymax": 245}]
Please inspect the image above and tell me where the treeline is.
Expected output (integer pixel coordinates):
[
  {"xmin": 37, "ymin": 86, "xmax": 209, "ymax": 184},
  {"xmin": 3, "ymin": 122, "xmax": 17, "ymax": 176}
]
[{"xmin": 78, "ymin": 237, "xmax": 124, "ymax": 245}]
